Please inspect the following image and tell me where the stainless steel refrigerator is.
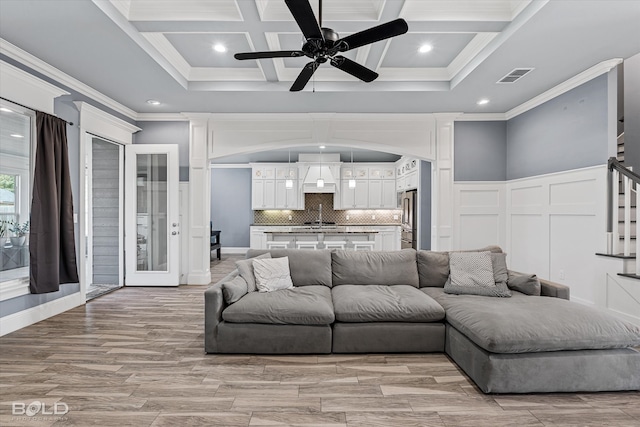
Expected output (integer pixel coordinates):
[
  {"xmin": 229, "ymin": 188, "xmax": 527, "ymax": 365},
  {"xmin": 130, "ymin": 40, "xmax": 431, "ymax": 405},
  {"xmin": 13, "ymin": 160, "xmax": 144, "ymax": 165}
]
[{"xmin": 400, "ymin": 190, "xmax": 417, "ymax": 249}]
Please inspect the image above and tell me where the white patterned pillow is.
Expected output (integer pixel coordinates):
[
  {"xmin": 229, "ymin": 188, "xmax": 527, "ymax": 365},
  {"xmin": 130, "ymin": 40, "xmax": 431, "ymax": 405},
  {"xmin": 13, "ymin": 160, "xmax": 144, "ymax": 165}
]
[
  {"xmin": 253, "ymin": 256, "xmax": 294, "ymax": 292},
  {"xmin": 444, "ymin": 251, "xmax": 511, "ymax": 297}
]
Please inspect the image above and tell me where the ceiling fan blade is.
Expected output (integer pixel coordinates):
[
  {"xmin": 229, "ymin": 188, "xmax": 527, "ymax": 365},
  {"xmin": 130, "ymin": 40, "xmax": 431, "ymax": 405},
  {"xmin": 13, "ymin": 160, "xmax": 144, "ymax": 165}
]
[
  {"xmin": 290, "ymin": 61, "xmax": 320, "ymax": 92},
  {"xmin": 234, "ymin": 51, "xmax": 304, "ymax": 60},
  {"xmin": 330, "ymin": 56, "xmax": 378, "ymax": 82},
  {"xmin": 285, "ymin": 0, "xmax": 323, "ymax": 41},
  {"xmin": 335, "ymin": 18, "xmax": 408, "ymax": 52}
]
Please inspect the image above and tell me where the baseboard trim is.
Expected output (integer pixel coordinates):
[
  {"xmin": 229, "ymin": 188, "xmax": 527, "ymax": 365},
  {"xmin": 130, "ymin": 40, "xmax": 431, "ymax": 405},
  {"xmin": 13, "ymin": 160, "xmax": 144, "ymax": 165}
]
[
  {"xmin": 0, "ymin": 292, "xmax": 84, "ymax": 337},
  {"xmin": 187, "ymin": 272, "xmax": 212, "ymax": 285},
  {"xmin": 222, "ymin": 247, "xmax": 249, "ymax": 255}
]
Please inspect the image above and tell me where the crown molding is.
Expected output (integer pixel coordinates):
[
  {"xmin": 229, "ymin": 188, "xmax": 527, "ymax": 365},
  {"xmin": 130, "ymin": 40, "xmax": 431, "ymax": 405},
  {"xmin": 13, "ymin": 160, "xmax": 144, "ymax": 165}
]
[
  {"xmin": 505, "ymin": 58, "xmax": 622, "ymax": 120},
  {"xmin": 456, "ymin": 113, "xmax": 507, "ymax": 121},
  {"xmin": 1, "ymin": 38, "xmax": 138, "ymax": 120},
  {"xmin": 136, "ymin": 113, "xmax": 189, "ymax": 121},
  {"xmin": 74, "ymin": 101, "xmax": 141, "ymax": 144}
]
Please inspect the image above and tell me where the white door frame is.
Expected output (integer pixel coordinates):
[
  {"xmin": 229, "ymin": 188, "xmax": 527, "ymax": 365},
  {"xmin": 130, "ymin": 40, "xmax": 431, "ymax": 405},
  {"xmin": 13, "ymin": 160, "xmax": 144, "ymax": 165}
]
[
  {"xmin": 84, "ymin": 135, "xmax": 124, "ymax": 298},
  {"xmin": 75, "ymin": 101, "xmax": 140, "ymax": 300},
  {"xmin": 124, "ymin": 144, "xmax": 180, "ymax": 286}
]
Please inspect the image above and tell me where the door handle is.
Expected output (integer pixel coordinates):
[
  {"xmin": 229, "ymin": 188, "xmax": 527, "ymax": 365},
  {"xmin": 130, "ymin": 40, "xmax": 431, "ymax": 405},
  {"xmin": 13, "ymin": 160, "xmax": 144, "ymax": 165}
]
[
  {"xmin": 172, "ymin": 223, "xmax": 179, "ymax": 227},
  {"xmin": 172, "ymin": 231, "xmax": 179, "ymax": 235}
]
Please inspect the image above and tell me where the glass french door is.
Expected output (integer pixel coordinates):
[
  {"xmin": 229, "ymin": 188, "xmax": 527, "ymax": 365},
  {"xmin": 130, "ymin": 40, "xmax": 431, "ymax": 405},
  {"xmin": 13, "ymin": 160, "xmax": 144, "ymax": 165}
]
[{"xmin": 124, "ymin": 144, "xmax": 179, "ymax": 286}]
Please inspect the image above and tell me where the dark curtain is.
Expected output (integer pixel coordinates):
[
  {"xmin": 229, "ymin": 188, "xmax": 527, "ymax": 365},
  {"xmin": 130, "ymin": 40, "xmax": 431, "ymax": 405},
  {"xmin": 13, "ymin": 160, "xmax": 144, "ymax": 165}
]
[{"xmin": 29, "ymin": 112, "xmax": 79, "ymax": 294}]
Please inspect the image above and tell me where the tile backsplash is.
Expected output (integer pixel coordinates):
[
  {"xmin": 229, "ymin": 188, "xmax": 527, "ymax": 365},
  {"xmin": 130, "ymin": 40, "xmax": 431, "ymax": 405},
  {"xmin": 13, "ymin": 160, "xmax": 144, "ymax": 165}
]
[{"xmin": 253, "ymin": 193, "xmax": 401, "ymax": 225}]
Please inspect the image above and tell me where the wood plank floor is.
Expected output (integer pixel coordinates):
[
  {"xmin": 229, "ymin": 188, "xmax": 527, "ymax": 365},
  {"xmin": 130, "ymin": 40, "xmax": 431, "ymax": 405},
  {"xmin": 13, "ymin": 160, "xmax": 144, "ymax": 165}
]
[{"xmin": 1, "ymin": 255, "xmax": 638, "ymax": 426}]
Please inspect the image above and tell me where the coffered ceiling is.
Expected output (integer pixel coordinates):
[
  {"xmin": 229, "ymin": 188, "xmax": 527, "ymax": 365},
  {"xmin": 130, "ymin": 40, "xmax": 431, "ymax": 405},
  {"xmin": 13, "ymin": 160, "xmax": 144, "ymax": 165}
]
[{"xmin": 0, "ymin": 0, "xmax": 639, "ymax": 116}]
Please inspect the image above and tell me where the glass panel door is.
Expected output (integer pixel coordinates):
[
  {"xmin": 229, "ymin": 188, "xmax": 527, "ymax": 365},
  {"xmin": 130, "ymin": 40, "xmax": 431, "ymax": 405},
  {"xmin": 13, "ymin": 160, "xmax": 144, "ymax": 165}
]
[{"xmin": 125, "ymin": 145, "xmax": 179, "ymax": 286}]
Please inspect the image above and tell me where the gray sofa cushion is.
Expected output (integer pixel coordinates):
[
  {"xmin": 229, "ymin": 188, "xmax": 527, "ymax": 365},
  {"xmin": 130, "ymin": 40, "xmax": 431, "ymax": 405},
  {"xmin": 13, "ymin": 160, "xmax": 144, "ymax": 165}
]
[
  {"xmin": 222, "ymin": 272, "xmax": 248, "ymax": 304},
  {"xmin": 331, "ymin": 249, "xmax": 419, "ymax": 287},
  {"xmin": 444, "ymin": 252, "xmax": 512, "ymax": 298},
  {"xmin": 236, "ymin": 252, "xmax": 271, "ymax": 292},
  {"xmin": 508, "ymin": 272, "xmax": 541, "ymax": 296},
  {"xmin": 222, "ymin": 285, "xmax": 334, "ymax": 325},
  {"xmin": 417, "ymin": 245, "xmax": 503, "ymax": 288},
  {"xmin": 332, "ymin": 285, "xmax": 445, "ymax": 323},
  {"xmin": 246, "ymin": 249, "xmax": 332, "ymax": 287},
  {"xmin": 423, "ymin": 287, "xmax": 640, "ymax": 353}
]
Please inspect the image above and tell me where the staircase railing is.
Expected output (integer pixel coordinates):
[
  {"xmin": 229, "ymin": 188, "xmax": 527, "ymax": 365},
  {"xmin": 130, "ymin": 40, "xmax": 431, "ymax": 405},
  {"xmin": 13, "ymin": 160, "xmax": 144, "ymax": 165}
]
[{"xmin": 607, "ymin": 157, "xmax": 640, "ymax": 273}]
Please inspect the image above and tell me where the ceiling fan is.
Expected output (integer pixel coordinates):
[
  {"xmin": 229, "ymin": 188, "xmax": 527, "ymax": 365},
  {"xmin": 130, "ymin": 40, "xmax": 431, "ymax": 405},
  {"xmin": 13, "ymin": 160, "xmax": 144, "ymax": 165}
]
[{"xmin": 234, "ymin": 0, "xmax": 409, "ymax": 91}]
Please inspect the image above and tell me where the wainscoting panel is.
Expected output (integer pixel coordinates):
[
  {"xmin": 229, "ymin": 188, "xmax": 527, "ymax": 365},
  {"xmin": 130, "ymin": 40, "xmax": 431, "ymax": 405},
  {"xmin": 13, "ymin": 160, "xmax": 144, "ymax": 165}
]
[
  {"xmin": 506, "ymin": 165, "xmax": 607, "ymax": 305},
  {"xmin": 453, "ymin": 183, "xmax": 505, "ymax": 251},
  {"xmin": 605, "ymin": 274, "xmax": 640, "ymax": 325}
]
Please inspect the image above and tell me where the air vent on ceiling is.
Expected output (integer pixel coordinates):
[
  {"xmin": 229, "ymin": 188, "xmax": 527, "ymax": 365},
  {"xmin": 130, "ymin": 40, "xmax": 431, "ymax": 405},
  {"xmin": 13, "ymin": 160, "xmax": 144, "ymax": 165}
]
[{"xmin": 497, "ymin": 68, "xmax": 534, "ymax": 84}]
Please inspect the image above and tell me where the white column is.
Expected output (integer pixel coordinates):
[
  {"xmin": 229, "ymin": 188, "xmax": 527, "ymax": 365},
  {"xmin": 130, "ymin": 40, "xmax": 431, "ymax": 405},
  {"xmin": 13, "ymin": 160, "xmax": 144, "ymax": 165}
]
[
  {"xmin": 185, "ymin": 114, "xmax": 211, "ymax": 284},
  {"xmin": 432, "ymin": 113, "xmax": 460, "ymax": 251}
]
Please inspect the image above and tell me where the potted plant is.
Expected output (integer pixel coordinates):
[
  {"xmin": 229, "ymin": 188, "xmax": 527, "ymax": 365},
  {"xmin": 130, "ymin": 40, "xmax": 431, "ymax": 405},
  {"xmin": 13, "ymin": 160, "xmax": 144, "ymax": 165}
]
[
  {"xmin": 0, "ymin": 220, "xmax": 7, "ymax": 247},
  {"xmin": 9, "ymin": 220, "xmax": 29, "ymax": 247}
]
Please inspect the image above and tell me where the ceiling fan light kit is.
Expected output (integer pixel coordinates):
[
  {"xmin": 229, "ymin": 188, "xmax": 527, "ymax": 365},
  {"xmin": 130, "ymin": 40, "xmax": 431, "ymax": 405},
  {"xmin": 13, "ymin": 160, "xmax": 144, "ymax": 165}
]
[{"xmin": 234, "ymin": 0, "xmax": 408, "ymax": 91}]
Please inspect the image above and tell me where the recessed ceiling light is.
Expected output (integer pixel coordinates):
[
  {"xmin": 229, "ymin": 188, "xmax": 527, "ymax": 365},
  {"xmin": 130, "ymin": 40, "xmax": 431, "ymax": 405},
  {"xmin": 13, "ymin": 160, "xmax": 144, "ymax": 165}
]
[
  {"xmin": 0, "ymin": 107, "xmax": 13, "ymax": 113},
  {"xmin": 146, "ymin": 99, "xmax": 161, "ymax": 105},
  {"xmin": 319, "ymin": 145, "xmax": 326, "ymax": 149},
  {"xmin": 10, "ymin": 134, "xmax": 24, "ymax": 138},
  {"xmin": 419, "ymin": 44, "xmax": 433, "ymax": 53},
  {"xmin": 477, "ymin": 99, "xmax": 490, "ymax": 106},
  {"xmin": 213, "ymin": 44, "xmax": 227, "ymax": 53}
]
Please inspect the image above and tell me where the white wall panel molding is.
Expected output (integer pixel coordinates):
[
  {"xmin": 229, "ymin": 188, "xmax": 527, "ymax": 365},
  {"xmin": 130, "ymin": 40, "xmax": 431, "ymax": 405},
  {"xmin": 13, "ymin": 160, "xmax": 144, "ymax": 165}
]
[
  {"xmin": 506, "ymin": 165, "xmax": 607, "ymax": 305},
  {"xmin": 0, "ymin": 60, "xmax": 69, "ymax": 114},
  {"xmin": 0, "ymin": 40, "xmax": 137, "ymax": 120},
  {"xmin": 432, "ymin": 113, "xmax": 461, "ymax": 250},
  {"xmin": 453, "ymin": 182, "xmax": 506, "ymax": 250},
  {"xmin": 185, "ymin": 115, "xmax": 211, "ymax": 285}
]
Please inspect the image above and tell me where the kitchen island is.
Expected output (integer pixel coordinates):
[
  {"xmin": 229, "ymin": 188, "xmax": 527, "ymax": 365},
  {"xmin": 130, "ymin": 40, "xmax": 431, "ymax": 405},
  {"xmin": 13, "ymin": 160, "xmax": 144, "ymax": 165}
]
[{"xmin": 265, "ymin": 226, "xmax": 377, "ymax": 250}]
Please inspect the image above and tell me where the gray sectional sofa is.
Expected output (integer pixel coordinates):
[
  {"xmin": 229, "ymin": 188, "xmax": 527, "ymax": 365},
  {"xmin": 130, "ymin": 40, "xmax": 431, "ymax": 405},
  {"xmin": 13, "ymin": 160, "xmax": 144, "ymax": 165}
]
[{"xmin": 204, "ymin": 248, "xmax": 640, "ymax": 393}]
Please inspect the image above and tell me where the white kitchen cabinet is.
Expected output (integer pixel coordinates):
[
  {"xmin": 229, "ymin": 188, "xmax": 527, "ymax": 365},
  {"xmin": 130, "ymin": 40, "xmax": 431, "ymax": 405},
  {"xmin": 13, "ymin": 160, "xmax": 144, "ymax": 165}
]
[
  {"xmin": 382, "ymin": 180, "xmax": 397, "ymax": 208},
  {"xmin": 369, "ymin": 180, "xmax": 382, "ymax": 207},
  {"xmin": 250, "ymin": 227, "xmax": 268, "ymax": 249},
  {"xmin": 373, "ymin": 226, "xmax": 401, "ymax": 251},
  {"xmin": 341, "ymin": 179, "xmax": 368, "ymax": 209},
  {"xmin": 275, "ymin": 179, "xmax": 298, "ymax": 209},
  {"xmin": 405, "ymin": 172, "xmax": 418, "ymax": 190},
  {"xmin": 252, "ymin": 179, "xmax": 276, "ymax": 209}
]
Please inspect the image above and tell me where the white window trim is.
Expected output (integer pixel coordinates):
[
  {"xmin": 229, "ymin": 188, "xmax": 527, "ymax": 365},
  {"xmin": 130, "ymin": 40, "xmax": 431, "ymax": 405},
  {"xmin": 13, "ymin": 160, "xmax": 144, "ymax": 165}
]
[{"xmin": 0, "ymin": 61, "xmax": 67, "ymax": 301}]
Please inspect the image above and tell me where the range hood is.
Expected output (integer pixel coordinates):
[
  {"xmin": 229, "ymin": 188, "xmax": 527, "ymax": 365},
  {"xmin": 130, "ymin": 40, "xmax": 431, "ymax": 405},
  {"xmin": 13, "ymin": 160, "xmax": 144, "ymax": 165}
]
[
  {"xmin": 302, "ymin": 165, "xmax": 337, "ymax": 193},
  {"xmin": 300, "ymin": 153, "xmax": 339, "ymax": 194}
]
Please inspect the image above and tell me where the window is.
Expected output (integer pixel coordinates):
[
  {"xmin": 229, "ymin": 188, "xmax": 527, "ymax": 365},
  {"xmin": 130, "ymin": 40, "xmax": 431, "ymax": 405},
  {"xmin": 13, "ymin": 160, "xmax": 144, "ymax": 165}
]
[{"xmin": 0, "ymin": 101, "xmax": 34, "ymax": 287}]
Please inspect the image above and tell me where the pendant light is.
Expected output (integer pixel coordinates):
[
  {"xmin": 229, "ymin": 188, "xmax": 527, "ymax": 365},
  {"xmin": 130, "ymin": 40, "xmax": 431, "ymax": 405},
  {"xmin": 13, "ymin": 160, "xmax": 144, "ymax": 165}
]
[
  {"xmin": 285, "ymin": 150, "xmax": 293, "ymax": 189},
  {"xmin": 348, "ymin": 149, "xmax": 356, "ymax": 189},
  {"xmin": 317, "ymin": 151, "xmax": 325, "ymax": 188}
]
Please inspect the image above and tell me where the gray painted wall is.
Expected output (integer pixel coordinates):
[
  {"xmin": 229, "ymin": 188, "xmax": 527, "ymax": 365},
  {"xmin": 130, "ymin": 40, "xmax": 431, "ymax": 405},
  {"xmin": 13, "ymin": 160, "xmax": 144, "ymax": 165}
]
[
  {"xmin": 506, "ymin": 74, "xmax": 609, "ymax": 180},
  {"xmin": 624, "ymin": 53, "xmax": 640, "ymax": 171},
  {"xmin": 419, "ymin": 161, "xmax": 432, "ymax": 250},
  {"xmin": 134, "ymin": 121, "xmax": 190, "ymax": 181},
  {"xmin": 0, "ymin": 97, "xmax": 81, "ymax": 318},
  {"xmin": 92, "ymin": 139, "xmax": 120, "ymax": 285},
  {"xmin": 454, "ymin": 121, "xmax": 507, "ymax": 181},
  {"xmin": 211, "ymin": 168, "xmax": 252, "ymax": 248}
]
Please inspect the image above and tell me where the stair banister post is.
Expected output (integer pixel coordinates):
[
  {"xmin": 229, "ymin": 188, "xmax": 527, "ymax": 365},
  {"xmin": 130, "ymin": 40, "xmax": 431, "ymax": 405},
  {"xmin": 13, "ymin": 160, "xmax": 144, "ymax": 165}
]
[
  {"xmin": 612, "ymin": 168, "xmax": 620, "ymax": 254},
  {"xmin": 624, "ymin": 175, "xmax": 631, "ymax": 256}
]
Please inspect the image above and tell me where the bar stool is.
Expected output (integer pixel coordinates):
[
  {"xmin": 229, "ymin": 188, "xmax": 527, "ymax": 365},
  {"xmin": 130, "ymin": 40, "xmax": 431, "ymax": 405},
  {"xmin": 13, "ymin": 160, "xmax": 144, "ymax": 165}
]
[
  {"xmin": 296, "ymin": 241, "xmax": 319, "ymax": 250},
  {"xmin": 266, "ymin": 241, "xmax": 289, "ymax": 249},
  {"xmin": 323, "ymin": 241, "xmax": 347, "ymax": 250},
  {"xmin": 352, "ymin": 241, "xmax": 376, "ymax": 251}
]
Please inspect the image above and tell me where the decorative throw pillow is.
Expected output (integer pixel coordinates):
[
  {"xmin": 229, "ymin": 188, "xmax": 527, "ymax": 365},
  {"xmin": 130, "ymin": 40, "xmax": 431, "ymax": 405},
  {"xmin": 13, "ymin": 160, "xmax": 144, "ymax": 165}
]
[
  {"xmin": 444, "ymin": 251, "xmax": 511, "ymax": 297},
  {"xmin": 236, "ymin": 253, "xmax": 271, "ymax": 292},
  {"xmin": 253, "ymin": 256, "xmax": 294, "ymax": 292},
  {"xmin": 222, "ymin": 275, "xmax": 249, "ymax": 304},
  {"xmin": 508, "ymin": 272, "xmax": 541, "ymax": 296}
]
